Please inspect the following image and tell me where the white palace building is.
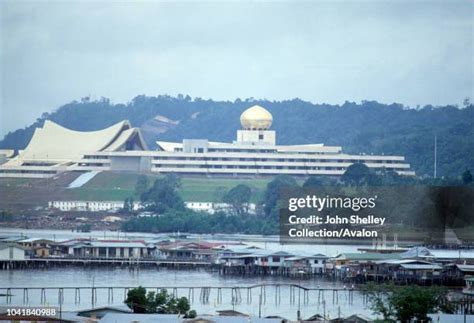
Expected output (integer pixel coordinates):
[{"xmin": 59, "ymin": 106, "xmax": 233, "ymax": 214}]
[{"xmin": 0, "ymin": 105, "xmax": 415, "ymax": 178}]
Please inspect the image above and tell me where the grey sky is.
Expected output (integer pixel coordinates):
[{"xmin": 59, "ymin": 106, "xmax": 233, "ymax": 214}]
[{"xmin": 1, "ymin": 0, "xmax": 473, "ymax": 138}]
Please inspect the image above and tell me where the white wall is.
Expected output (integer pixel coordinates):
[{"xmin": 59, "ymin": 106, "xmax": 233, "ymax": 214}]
[{"xmin": 0, "ymin": 246, "xmax": 26, "ymax": 260}]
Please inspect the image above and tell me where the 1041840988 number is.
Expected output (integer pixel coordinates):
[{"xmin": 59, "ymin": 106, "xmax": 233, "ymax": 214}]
[{"xmin": 4, "ymin": 307, "xmax": 57, "ymax": 317}]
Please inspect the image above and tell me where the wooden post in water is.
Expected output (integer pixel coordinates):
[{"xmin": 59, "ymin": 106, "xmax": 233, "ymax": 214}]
[
  {"xmin": 40, "ymin": 288, "xmax": 46, "ymax": 304},
  {"xmin": 23, "ymin": 288, "xmax": 28, "ymax": 304},
  {"xmin": 58, "ymin": 288, "xmax": 64, "ymax": 305},
  {"xmin": 75, "ymin": 288, "xmax": 80, "ymax": 304}
]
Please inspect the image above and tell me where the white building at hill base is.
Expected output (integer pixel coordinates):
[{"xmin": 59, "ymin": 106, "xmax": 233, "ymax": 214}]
[{"xmin": 0, "ymin": 105, "xmax": 415, "ymax": 178}]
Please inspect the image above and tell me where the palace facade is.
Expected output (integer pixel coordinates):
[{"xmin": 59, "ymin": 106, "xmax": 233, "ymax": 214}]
[{"xmin": 0, "ymin": 105, "xmax": 414, "ymax": 178}]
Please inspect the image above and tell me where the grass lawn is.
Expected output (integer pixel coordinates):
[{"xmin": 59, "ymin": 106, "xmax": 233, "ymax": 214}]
[
  {"xmin": 71, "ymin": 187, "xmax": 136, "ymax": 201},
  {"xmin": 81, "ymin": 172, "xmax": 159, "ymax": 189},
  {"xmin": 73, "ymin": 172, "xmax": 277, "ymax": 202},
  {"xmin": 0, "ymin": 172, "xmax": 298, "ymax": 204},
  {"xmin": 179, "ymin": 177, "xmax": 271, "ymax": 202},
  {"xmin": 0, "ymin": 178, "xmax": 40, "ymax": 187}
]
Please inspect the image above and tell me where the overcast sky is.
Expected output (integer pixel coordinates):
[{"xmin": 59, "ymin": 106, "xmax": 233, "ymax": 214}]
[{"xmin": 1, "ymin": 0, "xmax": 473, "ymax": 138}]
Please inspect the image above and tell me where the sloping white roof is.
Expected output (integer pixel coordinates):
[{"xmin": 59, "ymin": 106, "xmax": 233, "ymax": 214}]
[
  {"xmin": 18, "ymin": 238, "xmax": 54, "ymax": 243},
  {"xmin": 376, "ymin": 259, "xmax": 433, "ymax": 265},
  {"xmin": 18, "ymin": 120, "xmax": 131, "ymax": 161},
  {"xmin": 103, "ymin": 128, "xmax": 148, "ymax": 151},
  {"xmin": 156, "ymin": 141, "xmax": 183, "ymax": 152},
  {"xmin": 4, "ymin": 120, "xmax": 146, "ymax": 166},
  {"xmin": 400, "ymin": 264, "xmax": 443, "ymax": 270},
  {"xmin": 456, "ymin": 264, "xmax": 474, "ymax": 272}
]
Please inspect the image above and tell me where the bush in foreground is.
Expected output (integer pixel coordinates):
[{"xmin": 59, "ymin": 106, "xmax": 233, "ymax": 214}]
[{"xmin": 125, "ymin": 286, "xmax": 196, "ymax": 318}]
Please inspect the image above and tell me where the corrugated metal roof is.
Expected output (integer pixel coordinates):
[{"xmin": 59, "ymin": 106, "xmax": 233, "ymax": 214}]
[
  {"xmin": 400, "ymin": 264, "xmax": 443, "ymax": 270},
  {"xmin": 429, "ymin": 249, "xmax": 474, "ymax": 259},
  {"xmin": 375, "ymin": 259, "xmax": 433, "ymax": 265},
  {"xmin": 456, "ymin": 264, "xmax": 474, "ymax": 272},
  {"xmin": 18, "ymin": 238, "xmax": 54, "ymax": 243},
  {"xmin": 335, "ymin": 252, "xmax": 402, "ymax": 260}
]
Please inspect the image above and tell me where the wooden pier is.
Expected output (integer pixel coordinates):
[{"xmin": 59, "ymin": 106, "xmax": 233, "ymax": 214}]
[
  {"xmin": 1, "ymin": 284, "xmax": 472, "ymax": 314},
  {"xmin": 0, "ymin": 284, "xmax": 356, "ymax": 307},
  {"xmin": 0, "ymin": 258, "xmax": 211, "ymax": 270}
]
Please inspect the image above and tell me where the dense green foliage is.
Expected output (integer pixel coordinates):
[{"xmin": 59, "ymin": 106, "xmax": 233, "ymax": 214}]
[
  {"xmin": 263, "ymin": 175, "xmax": 298, "ymax": 221},
  {"xmin": 1, "ymin": 95, "xmax": 473, "ymax": 177},
  {"xmin": 366, "ymin": 283, "xmax": 454, "ymax": 322},
  {"xmin": 341, "ymin": 163, "xmax": 375, "ymax": 186},
  {"xmin": 121, "ymin": 210, "xmax": 277, "ymax": 235},
  {"xmin": 135, "ymin": 175, "xmax": 150, "ymax": 196},
  {"xmin": 141, "ymin": 174, "xmax": 185, "ymax": 213},
  {"xmin": 121, "ymin": 197, "xmax": 135, "ymax": 214},
  {"xmin": 124, "ymin": 286, "xmax": 196, "ymax": 318},
  {"xmin": 222, "ymin": 184, "xmax": 252, "ymax": 216}
]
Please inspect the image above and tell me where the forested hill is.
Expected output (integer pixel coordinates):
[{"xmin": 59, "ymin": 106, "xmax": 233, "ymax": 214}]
[{"xmin": 1, "ymin": 95, "xmax": 473, "ymax": 177}]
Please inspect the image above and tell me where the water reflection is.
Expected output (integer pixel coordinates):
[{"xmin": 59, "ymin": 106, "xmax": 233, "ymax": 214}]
[{"xmin": 0, "ymin": 268, "xmax": 373, "ymax": 320}]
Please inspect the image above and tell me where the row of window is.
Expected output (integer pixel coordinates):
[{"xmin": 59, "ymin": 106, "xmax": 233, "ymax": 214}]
[
  {"xmin": 207, "ymin": 148, "xmax": 277, "ymax": 153},
  {"xmin": 0, "ymin": 169, "xmax": 56, "ymax": 174},
  {"xmin": 153, "ymin": 164, "xmax": 403, "ymax": 170},
  {"xmin": 83, "ymin": 155, "xmax": 109, "ymax": 160},
  {"xmin": 174, "ymin": 147, "xmax": 341, "ymax": 154},
  {"xmin": 80, "ymin": 153, "xmax": 400, "ymax": 164},
  {"xmin": 152, "ymin": 156, "xmax": 399, "ymax": 164},
  {"xmin": 21, "ymin": 162, "xmax": 57, "ymax": 166},
  {"xmin": 53, "ymin": 202, "xmax": 119, "ymax": 207},
  {"xmin": 153, "ymin": 165, "xmax": 360, "ymax": 171}
]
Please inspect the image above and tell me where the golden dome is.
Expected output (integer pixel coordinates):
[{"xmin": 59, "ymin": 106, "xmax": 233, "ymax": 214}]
[{"xmin": 240, "ymin": 105, "xmax": 273, "ymax": 130}]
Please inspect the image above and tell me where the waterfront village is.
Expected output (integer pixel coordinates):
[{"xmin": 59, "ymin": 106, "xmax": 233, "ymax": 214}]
[
  {"xmin": 1, "ymin": 234, "xmax": 474, "ymax": 322},
  {"xmin": 1, "ymin": 234, "xmax": 474, "ymax": 291}
]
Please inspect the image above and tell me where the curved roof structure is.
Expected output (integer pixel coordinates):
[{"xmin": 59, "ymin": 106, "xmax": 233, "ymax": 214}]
[
  {"xmin": 240, "ymin": 105, "xmax": 273, "ymax": 130},
  {"xmin": 16, "ymin": 120, "xmax": 147, "ymax": 162}
]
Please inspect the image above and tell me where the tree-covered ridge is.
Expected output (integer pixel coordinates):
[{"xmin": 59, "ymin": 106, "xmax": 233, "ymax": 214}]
[{"xmin": 1, "ymin": 95, "xmax": 473, "ymax": 177}]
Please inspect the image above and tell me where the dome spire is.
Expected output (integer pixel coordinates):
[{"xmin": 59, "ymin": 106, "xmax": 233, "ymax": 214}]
[{"xmin": 240, "ymin": 105, "xmax": 273, "ymax": 130}]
